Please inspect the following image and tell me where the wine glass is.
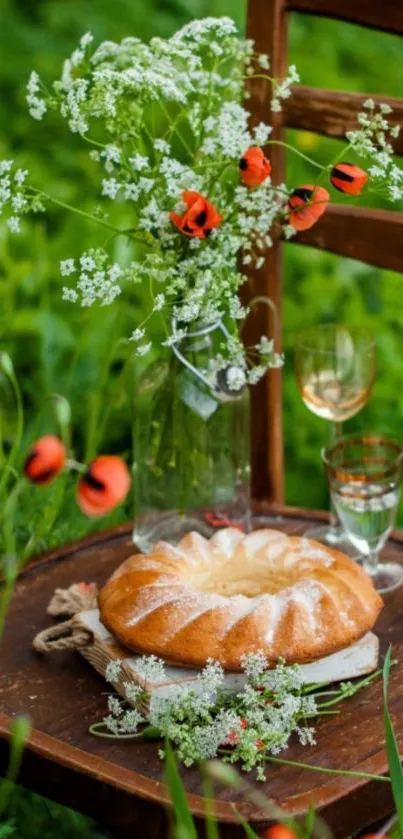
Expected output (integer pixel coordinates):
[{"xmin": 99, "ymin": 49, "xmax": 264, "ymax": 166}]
[
  {"xmin": 323, "ymin": 434, "xmax": 403, "ymax": 593},
  {"xmin": 295, "ymin": 324, "xmax": 376, "ymax": 549}
]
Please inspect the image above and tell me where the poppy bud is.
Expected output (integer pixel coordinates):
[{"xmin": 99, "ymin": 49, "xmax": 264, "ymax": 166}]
[
  {"xmin": 0, "ymin": 352, "xmax": 14, "ymax": 378},
  {"xmin": 260, "ymin": 826, "xmax": 298, "ymax": 839},
  {"xmin": 170, "ymin": 190, "xmax": 222, "ymax": 239},
  {"xmin": 77, "ymin": 455, "xmax": 131, "ymax": 517},
  {"xmin": 330, "ymin": 162, "xmax": 368, "ymax": 195},
  {"xmin": 288, "ymin": 185, "xmax": 330, "ymax": 231},
  {"xmin": 24, "ymin": 435, "xmax": 66, "ymax": 485},
  {"xmin": 239, "ymin": 146, "xmax": 271, "ymax": 186}
]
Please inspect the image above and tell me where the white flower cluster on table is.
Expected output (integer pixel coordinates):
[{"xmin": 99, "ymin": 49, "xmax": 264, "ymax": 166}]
[
  {"xmin": 0, "ymin": 17, "xmax": 401, "ymax": 385},
  {"xmin": 104, "ymin": 651, "xmax": 318, "ymax": 781},
  {"xmin": 100, "ymin": 650, "xmax": 381, "ymax": 781}
]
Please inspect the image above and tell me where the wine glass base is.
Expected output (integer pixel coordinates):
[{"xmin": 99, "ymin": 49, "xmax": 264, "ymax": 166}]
[
  {"xmin": 304, "ymin": 524, "xmax": 358, "ymax": 557},
  {"xmin": 363, "ymin": 561, "xmax": 403, "ymax": 594}
]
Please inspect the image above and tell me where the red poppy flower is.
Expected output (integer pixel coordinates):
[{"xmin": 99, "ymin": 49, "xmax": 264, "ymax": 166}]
[
  {"xmin": 288, "ymin": 185, "xmax": 330, "ymax": 231},
  {"xmin": 170, "ymin": 191, "xmax": 222, "ymax": 239},
  {"xmin": 24, "ymin": 435, "xmax": 66, "ymax": 485},
  {"xmin": 330, "ymin": 162, "xmax": 368, "ymax": 195},
  {"xmin": 239, "ymin": 146, "xmax": 271, "ymax": 186},
  {"xmin": 77, "ymin": 455, "xmax": 131, "ymax": 517},
  {"xmin": 260, "ymin": 826, "xmax": 298, "ymax": 839}
]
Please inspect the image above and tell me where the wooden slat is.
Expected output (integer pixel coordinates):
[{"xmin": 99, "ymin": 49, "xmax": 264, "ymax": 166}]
[
  {"xmin": 245, "ymin": 0, "xmax": 287, "ymax": 503},
  {"xmin": 285, "ymin": 87, "xmax": 403, "ymax": 156},
  {"xmin": 293, "ymin": 204, "xmax": 403, "ymax": 272},
  {"xmin": 288, "ymin": 0, "xmax": 403, "ymax": 36}
]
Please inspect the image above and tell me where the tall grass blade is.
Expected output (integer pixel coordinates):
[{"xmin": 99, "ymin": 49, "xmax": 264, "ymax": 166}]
[
  {"xmin": 0, "ymin": 715, "xmax": 31, "ymax": 817},
  {"xmin": 164, "ymin": 740, "xmax": 197, "ymax": 839},
  {"xmin": 383, "ymin": 646, "xmax": 403, "ymax": 833},
  {"xmin": 203, "ymin": 778, "xmax": 220, "ymax": 839}
]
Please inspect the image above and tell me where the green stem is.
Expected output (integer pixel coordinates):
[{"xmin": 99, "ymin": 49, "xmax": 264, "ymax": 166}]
[
  {"xmin": 160, "ymin": 102, "xmax": 194, "ymax": 157},
  {"xmin": 266, "ymin": 140, "xmax": 325, "ymax": 171},
  {"xmin": 27, "ymin": 188, "xmax": 150, "ymax": 246},
  {"xmin": 20, "ymin": 473, "xmax": 67, "ymax": 564},
  {"xmin": 0, "ymin": 556, "xmax": 18, "ymax": 644},
  {"xmin": 0, "ymin": 479, "xmax": 25, "ymax": 526},
  {"xmin": 65, "ymin": 458, "xmax": 86, "ymax": 473},
  {"xmin": 89, "ymin": 722, "xmax": 144, "ymax": 740},
  {"xmin": 265, "ymin": 754, "xmax": 389, "ymax": 783},
  {"xmin": 243, "ymin": 73, "xmax": 276, "ymax": 84},
  {"xmin": 79, "ymin": 133, "xmax": 108, "ymax": 151},
  {"xmin": 0, "ymin": 373, "xmax": 24, "ymax": 498},
  {"xmin": 316, "ymin": 667, "xmax": 384, "ymax": 709}
]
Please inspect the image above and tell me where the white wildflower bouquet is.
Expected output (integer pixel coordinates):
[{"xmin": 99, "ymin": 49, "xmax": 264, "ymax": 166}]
[
  {"xmin": 92, "ymin": 651, "xmax": 382, "ymax": 782},
  {"xmin": 1, "ymin": 17, "xmax": 401, "ymax": 387}
]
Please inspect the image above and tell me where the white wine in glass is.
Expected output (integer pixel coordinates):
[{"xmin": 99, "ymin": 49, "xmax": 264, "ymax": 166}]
[
  {"xmin": 295, "ymin": 324, "xmax": 376, "ymax": 548},
  {"xmin": 301, "ymin": 369, "xmax": 371, "ymax": 422}
]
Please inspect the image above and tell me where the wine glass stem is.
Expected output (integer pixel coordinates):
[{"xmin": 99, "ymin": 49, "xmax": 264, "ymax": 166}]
[
  {"xmin": 363, "ymin": 551, "xmax": 379, "ymax": 577},
  {"xmin": 328, "ymin": 422, "xmax": 343, "ymax": 538},
  {"xmin": 328, "ymin": 498, "xmax": 338, "ymax": 537},
  {"xmin": 332, "ymin": 421, "xmax": 343, "ymax": 443}
]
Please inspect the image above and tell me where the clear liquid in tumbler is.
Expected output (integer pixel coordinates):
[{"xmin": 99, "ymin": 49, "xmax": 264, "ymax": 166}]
[{"xmin": 332, "ymin": 481, "xmax": 400, "ymax": 555}]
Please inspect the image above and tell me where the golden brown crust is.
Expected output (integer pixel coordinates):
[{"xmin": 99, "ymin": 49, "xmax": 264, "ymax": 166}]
[{"xmin": 98, "ymin": 529, "xmax": 383, "ymax": 670}]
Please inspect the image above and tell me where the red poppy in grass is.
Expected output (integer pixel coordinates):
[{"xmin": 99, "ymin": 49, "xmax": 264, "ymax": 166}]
[
  {"xmin": 24, "ymin": 435, "xmax": 66, "ymax": 485},
  {"xmin": 287, "ymin": 185, "xmax": 330, "ymax": 231},
  {"xmin": 239, "ymin": 146, "xmax": 271, "ymax": 186},
  {"xmin": 330, "ymin": 162, "xmax": 368, "ymax": 195},
  {"xmin": 260, "ymin": 826, "xmax": 298, "ymax": 839},
  {"xmin": 77, "ymin": 455, "xmax": 131, "ymax": 517},
  {"xmin": 170, "ymin": 191, "xmax": 222, "ymax": 239}
]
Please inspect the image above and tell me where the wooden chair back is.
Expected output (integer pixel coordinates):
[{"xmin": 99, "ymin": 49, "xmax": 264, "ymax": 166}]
[{"xmin": 245, "ymin": 0, "xmax": 403, "ymax": 503}]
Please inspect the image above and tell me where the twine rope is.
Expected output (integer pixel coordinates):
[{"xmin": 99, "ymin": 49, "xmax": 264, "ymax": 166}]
[
  {"xmin": 32, "ymin": 581, "xmax": 98, "ymax": 654},
  {"xmin": 47, "ymin": 582, "xmax": 98, "ymax": 616}
]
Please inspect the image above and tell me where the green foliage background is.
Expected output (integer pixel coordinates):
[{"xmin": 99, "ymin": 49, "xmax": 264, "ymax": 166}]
[
  {"xmin": 0, "ymin": 0, "xmax": 402, "ymax": 833},
  {"xmin": 1, "ymin": 0, "xmax": 403, "ymax": 544}
]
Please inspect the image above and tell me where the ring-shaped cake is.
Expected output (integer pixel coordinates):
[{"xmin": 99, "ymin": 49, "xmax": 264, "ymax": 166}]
[{"xmin": 98, "ymin": 528, "xmax": 383, "ymax": 670}]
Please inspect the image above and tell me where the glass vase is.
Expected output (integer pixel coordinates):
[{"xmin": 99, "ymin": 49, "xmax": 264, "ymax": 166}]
[{"xmin": 132, "ymin": 321, "xmax": 251, "ymax": 552}]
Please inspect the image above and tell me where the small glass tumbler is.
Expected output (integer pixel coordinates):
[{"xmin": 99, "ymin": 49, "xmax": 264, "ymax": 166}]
[{"xmin": 323, "ymin": 435, "xmax": 403, "ymax": 593}]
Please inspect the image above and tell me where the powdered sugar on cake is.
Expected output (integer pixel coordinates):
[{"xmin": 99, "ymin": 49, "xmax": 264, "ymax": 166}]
[{"xmin": 99, "ymin": 527, "xmax": 383, "ymax": 669}]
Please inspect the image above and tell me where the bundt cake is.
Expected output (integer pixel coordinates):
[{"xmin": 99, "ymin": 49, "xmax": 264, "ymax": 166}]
[{"xmin": 98, "ymin": 528, "xmax": 383, "ymax": 670}]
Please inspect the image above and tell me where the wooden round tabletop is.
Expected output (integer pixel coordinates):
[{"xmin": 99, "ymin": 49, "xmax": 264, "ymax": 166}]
[{"xmin": 0, "ymin": 505, "xmax": 401, "ymax": 838}]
